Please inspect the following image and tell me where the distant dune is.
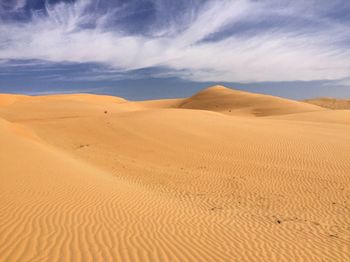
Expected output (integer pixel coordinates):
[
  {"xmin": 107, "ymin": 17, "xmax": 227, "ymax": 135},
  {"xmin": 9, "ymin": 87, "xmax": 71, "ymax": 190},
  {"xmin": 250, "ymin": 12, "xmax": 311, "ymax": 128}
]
[
  {"xmin": 139, "ymin": 85, "xmax": 324, "ymax": 116},
  {"xmin": 303, "ymin": 97, "xmax": 350, "ymax": 110},
  {"xmin": 177, "ymin": 85, "xmax": 323, "ymax": 116},
  {"xmin": 1, "ymin": 86, "xmax": 349, "ymax": 261}
]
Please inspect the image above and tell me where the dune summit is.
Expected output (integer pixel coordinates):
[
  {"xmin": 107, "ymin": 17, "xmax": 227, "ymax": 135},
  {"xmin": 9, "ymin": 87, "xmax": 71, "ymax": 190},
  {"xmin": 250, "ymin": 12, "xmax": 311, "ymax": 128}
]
[{"xmin": 1, "ymin": 86, "xmax": 350, "ymax": 261}]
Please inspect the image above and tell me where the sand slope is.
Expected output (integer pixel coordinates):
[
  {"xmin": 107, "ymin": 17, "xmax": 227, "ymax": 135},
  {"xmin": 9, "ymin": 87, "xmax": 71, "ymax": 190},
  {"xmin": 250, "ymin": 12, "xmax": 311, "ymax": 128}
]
[
  {"xmin": 304, "ymin": 97, "xmax": 350, "ymax": 110},
  {"xmin": 1, "ymin": 87, "xmax": 350, "ymax": 261},
  {"xmin": 0, "ymin": 94, "xmax": 27, "ymax": 106}
]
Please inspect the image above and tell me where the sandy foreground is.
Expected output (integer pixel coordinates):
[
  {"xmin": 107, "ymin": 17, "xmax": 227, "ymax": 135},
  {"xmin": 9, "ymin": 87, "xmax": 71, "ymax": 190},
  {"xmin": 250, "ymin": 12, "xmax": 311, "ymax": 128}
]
[{"xmin": 1, "ymin": 86, "xmax": 349, "ymax": 261}]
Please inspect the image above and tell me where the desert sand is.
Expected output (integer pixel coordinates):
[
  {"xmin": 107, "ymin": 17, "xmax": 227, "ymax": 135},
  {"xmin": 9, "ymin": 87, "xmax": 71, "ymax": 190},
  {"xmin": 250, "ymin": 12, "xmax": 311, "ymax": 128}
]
[
  {"xmin": 303, "ymin": 97, "xmax": 350, "ymax": 110},
  {"xmin": 1, "ymin": 85, "xmax": 349, "ymax": 261}
]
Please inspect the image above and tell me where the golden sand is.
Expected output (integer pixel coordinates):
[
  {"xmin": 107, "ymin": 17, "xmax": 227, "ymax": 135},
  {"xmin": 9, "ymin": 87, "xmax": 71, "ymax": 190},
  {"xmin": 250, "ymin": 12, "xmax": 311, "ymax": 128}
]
[{"xmin": 1, "ymin": 86, "xmax": 349, "ymax": 261}]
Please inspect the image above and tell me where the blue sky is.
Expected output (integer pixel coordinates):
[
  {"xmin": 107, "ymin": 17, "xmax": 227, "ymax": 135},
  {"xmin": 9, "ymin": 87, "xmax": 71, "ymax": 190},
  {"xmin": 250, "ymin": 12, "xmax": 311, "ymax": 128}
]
[{"xmin": 1, "ymin": 0, "xmax": 350, "ymax": 100}]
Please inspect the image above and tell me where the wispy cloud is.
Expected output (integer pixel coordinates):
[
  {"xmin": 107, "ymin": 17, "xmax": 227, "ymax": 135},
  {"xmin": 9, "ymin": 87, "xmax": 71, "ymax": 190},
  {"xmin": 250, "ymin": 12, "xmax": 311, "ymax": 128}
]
[
  {"xmin": 23, "ymin": 86, "xmax": 108, "ymax": 95},
  {"xmin": 325, "ymin": 77, "xmax": 350, "ymax": 88},
  {"xmin": 0, "ymin": 0, "xmax": 26, "ymax": 12},
  {"xmin": 0, "ymin": 0, "xmax": 349, "ymax": 83}
]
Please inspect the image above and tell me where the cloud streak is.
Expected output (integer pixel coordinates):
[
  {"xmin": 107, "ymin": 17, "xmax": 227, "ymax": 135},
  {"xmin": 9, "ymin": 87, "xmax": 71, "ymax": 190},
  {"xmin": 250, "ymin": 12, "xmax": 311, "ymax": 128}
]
[{"xmin": 0, "ymin": 0, "xmax": 349, "ymax": 83}]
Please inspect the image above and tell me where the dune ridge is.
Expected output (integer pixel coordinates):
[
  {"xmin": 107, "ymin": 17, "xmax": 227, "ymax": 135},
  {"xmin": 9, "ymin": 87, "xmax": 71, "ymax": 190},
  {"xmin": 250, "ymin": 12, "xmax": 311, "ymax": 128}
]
[
  {"xmin": 303, "ymin": 97, "xmax": 350, "ymax": 110},
  {"xmin": 1, "ymin": 86, "xmax": 350, "ymax": 261}
]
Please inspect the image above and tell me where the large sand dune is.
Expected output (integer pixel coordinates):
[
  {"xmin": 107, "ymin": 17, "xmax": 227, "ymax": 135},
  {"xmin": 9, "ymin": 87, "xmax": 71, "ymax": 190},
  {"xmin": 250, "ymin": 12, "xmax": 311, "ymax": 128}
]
[
  {"xmin": 1, "ymin": 86, "xmax": 349, "ymax": 261},
  {"xmin": 177, "ymin": 85, "xmax": 323, "ymax": 116}
]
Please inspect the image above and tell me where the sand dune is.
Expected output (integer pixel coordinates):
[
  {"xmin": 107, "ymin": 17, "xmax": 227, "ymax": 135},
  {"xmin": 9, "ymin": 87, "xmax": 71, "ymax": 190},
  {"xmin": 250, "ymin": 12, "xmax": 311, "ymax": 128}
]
[
  {"xmin": 176, "ymin": 85, "xmax": 323, "ymax": 116},
  {"xmin": 304, "ymin": 97, "xmax": 350, "ymax": 110},
  {"xmin": 0, "ymin": 94, "xmax": 27, "ymax": 106},
  {"xmin": 1, "ymin": 86, "xmax": 350, "ymax": 261}
]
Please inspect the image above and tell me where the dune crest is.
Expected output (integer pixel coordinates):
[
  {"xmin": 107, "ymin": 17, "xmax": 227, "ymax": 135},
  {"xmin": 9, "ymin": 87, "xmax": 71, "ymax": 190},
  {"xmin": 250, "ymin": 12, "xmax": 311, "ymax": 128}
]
[{"xmin": 303, "ymin": 97, "xmax": 350, "ymax": 109}]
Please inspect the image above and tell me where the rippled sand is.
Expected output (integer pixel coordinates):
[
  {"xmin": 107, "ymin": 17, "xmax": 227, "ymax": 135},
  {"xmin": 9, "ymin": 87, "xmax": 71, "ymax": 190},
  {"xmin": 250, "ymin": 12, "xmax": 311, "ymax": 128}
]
[{"xmin": 1, "ymin": 86, "xmax": 349, "ymax": 261}]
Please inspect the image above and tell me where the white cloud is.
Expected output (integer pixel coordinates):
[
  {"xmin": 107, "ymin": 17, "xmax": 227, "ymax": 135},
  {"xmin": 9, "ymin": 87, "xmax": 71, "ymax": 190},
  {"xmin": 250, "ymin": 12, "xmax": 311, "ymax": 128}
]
[{"xmin": 0, "ymin": 0, "xmax": 349, "ymax": 83}]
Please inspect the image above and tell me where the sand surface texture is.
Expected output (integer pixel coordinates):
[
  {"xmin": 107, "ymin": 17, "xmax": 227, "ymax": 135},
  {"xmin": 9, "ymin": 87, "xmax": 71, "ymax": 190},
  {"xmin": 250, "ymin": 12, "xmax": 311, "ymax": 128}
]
[
  {"xmin": 304, "ymin": 97, "xmax": 350, "ymax": 110},
  {"xmin": 1, "ymin": 86, "xmax": 350, "ymax": 261}
]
